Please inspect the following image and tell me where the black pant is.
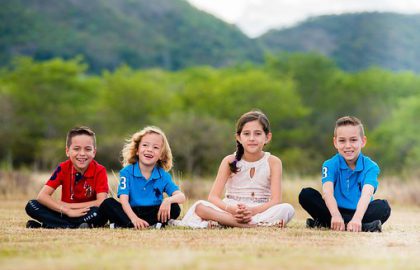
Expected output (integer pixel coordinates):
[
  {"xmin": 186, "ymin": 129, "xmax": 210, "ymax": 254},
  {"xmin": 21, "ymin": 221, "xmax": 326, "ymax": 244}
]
[
  {"xmin": 299, "ymin": 187, "xmax": 391, "ymax": 227},
  {"xmin": 98, "ymin": 197, "xmax": 181, "ymax": 228},
  {"xmin": 25, "ymin": 199, "xmax": 107, "ymax": 228}
]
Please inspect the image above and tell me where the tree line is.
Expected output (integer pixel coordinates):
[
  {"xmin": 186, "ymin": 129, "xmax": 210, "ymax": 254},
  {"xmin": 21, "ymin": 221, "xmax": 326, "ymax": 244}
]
[{"xmin": 1, "ymin": 53, "xmax": 419, "ymax": 177}]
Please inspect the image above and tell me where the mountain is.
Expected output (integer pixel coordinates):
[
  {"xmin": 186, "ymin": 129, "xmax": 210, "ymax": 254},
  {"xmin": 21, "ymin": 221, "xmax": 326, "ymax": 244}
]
[
  {"xmin": 2, "ymin": 3, "xmax": 420, "ymax": 73},
  {"xmin": 258, "ymin": 12, "xmax": 420, "ymax": 72},
  {"xmin": 0, "ymin": 0, "xmax": 263, "ymax": 72}
]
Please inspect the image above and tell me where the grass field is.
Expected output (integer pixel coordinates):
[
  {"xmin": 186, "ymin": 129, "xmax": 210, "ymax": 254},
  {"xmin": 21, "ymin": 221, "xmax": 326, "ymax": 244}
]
[{"xmin": 0, "ymin": 176, "xmax": 420, "ymax": 270}]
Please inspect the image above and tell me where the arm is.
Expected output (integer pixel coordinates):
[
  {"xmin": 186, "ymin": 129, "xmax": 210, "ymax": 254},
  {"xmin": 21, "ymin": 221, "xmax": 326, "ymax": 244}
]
[
  {"xmin": 322, "ymin": 182, "xmax": 345, "ymax": 231},
  {"xmin": 60, "ymin": 193, "xmax": 107, "ymax": 209},
  {"xmin": 207, "ymin": 155, "xmax": 238, "ymax": 213},
  {"xmin": 37, "ymin": 185, "xmax": 89, "ymax": 218},
  {"xmin": 158, "ymin": 190, "xmax": 186, "ymax": 223},
  {"xmin": 119, "ymin": 194, "xmax": 149, "ymax": 229},
  {"xmin": 346, "ymin": 184, "xmax": 374, "ymax": 232}
]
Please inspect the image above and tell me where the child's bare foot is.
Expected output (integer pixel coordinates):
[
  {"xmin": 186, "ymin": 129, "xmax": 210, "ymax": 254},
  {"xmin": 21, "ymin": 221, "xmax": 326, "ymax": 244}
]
[
  {"xmin": 207, "ymin": 220, "xmax": 221, "ymax": 229},
  {"xmin": 278, "ymin": 219, "xmax": 286, "ymax": 228}
]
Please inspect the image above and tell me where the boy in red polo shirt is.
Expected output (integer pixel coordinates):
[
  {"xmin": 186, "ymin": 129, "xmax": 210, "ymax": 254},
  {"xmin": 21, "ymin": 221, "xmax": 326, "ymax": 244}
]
[{"xmin": 25, "ymin": 126, "xmax": 109, "ymax": 228}]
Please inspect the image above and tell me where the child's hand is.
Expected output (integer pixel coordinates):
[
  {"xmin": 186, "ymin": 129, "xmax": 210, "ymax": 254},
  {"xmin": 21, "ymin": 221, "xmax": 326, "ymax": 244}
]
[
  {"xmin": 346, "ymin": 218, "xmax": 362, "ymax": 232},
  {"xmin": 130, "ymin": 217, "xmax": 149, "ymax": 229},
  {"xmin": 331, "ymin": 215, "xmax": 345, "ymax": 231},
  {"xmin": 234, "ymin": 204, "xmax": 252, "ymax": 223},
  {"xmin": 158, "ymin": 198, "xmax": 172, "ymax": 223},
  {"xmin": 65, "ymin": 207, "xmax": 90, "ymax": 218}
]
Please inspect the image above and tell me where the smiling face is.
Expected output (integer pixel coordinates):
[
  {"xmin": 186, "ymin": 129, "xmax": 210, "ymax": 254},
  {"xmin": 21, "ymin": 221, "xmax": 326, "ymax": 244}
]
[
  {"xmin": 66, "ymin": 134, "xmax": 96, "ymax": 173},
  {"xmin": 236, "ymin": 120, "xmax": 271, "ymax": 158},
  {"xmin": 137, "ymin": 132, "xmax": 164, "ymax": 169},
  {"xmin": 334, "ymin": 125, "xmax": 366, "ymax": 168}
]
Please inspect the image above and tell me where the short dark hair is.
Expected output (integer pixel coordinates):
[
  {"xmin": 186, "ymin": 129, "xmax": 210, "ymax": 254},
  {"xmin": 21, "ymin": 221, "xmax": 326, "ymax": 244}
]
[
  {"xmin": 66, "ymin": 126, "xmax": 96, "ymax": 148},
  {"xmin": 334, "ymin": 116, "xmax": 364, "ymax": 137}
]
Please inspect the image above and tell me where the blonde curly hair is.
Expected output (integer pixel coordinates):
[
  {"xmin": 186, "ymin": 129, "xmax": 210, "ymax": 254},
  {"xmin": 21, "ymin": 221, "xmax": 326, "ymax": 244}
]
[{"xmin": 121, "ymin": 126, "xmax": 173, "ymax": 171}]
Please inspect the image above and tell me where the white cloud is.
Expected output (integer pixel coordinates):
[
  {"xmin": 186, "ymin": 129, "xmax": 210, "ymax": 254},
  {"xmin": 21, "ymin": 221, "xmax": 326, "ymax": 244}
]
[{"xmin": 187, "ymin": 0, "xmax": 420, "ymax": 37}]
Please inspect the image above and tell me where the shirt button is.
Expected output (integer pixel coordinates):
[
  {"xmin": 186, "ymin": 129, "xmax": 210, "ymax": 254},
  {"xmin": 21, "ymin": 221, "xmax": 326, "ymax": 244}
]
[{"xmin": 144, "ymin": 188, "xmax": 146, "ymax": 190}]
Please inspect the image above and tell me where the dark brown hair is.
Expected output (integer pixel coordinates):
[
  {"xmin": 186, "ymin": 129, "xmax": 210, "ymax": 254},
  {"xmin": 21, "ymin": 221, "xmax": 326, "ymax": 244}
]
[
  {"xmin": 66, "ymin": 126, "xmax": 96, "ymax": 148},
  {"xmin": 229, "ymin": 110, "xmax": 271, "ymax": 173}
]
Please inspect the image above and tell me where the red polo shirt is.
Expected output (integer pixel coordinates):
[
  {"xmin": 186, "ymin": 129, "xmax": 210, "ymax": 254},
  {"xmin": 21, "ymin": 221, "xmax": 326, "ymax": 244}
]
[{"xmin": 46, "ymin": 159, "xmax": 109, "ymax": 203}]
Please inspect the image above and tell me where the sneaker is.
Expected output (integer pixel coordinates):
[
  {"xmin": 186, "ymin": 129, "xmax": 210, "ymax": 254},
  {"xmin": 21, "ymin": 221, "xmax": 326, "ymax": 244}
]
[
  {"xmin": 26, "ymin": 220, "xmax": 42, "ymax": 229},
  {"xmin": 149, "ymin": 222, "xmax": 162, "ymax": 229},
  {"xmin": 362, "ymin": 220, "xmax": 382, "ymax": 232},
  {"xmin": 306, "ymin": 218, "xmax": 324, "ymax": 229},
  {"xmin": 167, "ymin": 219, "xmax": 184, "ymax": 227},
  {"xmin": 78, "ymin": 222, "xmax": 92, "ymax": 229}
]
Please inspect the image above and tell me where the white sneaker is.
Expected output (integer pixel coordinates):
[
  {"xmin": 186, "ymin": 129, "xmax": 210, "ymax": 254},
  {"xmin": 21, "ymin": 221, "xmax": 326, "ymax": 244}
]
[{"xmin": 167, "ymin": 219, "xmax": 184, "ymax": 226}]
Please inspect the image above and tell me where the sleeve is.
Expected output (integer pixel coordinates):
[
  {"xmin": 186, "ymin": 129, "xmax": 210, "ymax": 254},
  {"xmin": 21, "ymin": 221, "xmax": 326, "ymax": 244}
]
[
  {"xmin": 95, "ymin": 167, "xmax": 109, "ymax": 194},
  {"xmin": 117, "ymin": 169, "xmax": 130, "ymax": 197},
  {"xmin": 321, "ymin": 160, "xmax": 336, "ymax": 185},
  {"xmin": 45, "ymin": 165, "xmax": 62, "ymax": 189},
  {"xmin": 362, "ymin": 165, "xmax": 380, "ymax": 193},
  {"xmin": 163, "ymin": 173, "xmax": 180, "ymax": 196}
]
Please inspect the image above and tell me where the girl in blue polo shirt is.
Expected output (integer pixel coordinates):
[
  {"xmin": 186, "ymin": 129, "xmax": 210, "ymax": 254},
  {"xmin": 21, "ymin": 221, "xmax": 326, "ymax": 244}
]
[
  {"xmin": 299, "ymin": 116, "xmax": 391, "ymax": 232},
  {"xmin": 99, "ymin": 126, "xmax": 186, "ymax": 229}
]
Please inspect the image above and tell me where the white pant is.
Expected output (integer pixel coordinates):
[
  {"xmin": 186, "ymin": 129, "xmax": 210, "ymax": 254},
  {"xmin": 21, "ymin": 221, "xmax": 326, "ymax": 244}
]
[{"xmin": 179, "ymin": 198, "xmax": 295, "ymax": 228}]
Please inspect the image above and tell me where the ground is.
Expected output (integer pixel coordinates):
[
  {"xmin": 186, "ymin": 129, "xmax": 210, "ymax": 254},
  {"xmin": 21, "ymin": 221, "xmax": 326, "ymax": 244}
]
[{"xmin": 1, "ymin": 198, "xmax": 419, "ymax": 270}]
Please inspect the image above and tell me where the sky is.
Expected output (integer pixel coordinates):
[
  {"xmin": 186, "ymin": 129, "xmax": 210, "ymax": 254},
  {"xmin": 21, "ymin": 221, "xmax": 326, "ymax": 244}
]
[{"xmin": 187, "ymin": 0, "xmax": 420, "ymax": 37}]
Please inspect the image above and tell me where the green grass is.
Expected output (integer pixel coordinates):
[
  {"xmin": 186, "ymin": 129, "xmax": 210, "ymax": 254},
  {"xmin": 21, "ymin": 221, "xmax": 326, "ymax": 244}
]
[{"xmin": 1, "ymin": 197, "xmax": 420, "ymax": 270}]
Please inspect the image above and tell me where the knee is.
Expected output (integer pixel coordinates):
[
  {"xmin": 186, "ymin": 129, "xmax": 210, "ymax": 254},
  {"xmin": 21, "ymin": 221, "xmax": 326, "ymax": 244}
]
[
  {"xmin": 25, "ymin": 199, "xmax": 40, "ymax": 216},
  {"xmin": 298, "ymin": 187, "xmax": 317, "ymax": 205},
  {"xmin": 195, "ymin": 203, "xmax": 207, "ymax": 218},
  {"xmin": 100, "ymin": 197, "xmax": 117, "ymax": 210},
  {"xmin": 283, "ymin": 203, "xmax": 295, "ymax": 216},
  {"xmin": 276, "ymin": 203, "xmax": 295, "ymax": 221},
  {"xmin": 381, "ymin": 199, "xmax": 392, "ymax": 222}
]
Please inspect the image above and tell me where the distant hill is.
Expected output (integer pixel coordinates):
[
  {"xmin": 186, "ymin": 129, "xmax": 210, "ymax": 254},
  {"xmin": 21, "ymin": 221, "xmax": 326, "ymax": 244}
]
[
  {"xmin": 0, "ymin": 0, "xmax": 263, "ymax": 72},
  {"xmin": 258, "ymin": 12, "xmax": 420, "ymax": 72},
  {"xmin": 2, "ymin": 3, "xmax": 420, "ymax": 73}
]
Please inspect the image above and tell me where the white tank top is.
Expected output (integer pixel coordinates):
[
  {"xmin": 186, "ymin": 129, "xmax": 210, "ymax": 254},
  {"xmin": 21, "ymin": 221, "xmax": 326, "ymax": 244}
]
[{"xmin": 225, "ymin": 152, "xmax": 272, "ymax": 200}]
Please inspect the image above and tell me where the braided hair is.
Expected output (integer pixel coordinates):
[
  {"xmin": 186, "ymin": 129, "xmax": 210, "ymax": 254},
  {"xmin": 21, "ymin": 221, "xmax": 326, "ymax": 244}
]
[{"xmin": 228, "ymin": 110, "xmax": 270, "ymax": 173}]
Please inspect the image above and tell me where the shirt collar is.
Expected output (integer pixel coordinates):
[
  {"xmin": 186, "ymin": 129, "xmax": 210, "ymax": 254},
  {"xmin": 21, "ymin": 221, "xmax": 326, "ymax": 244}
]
[
  {"xmin": 67, "ymin": 159, "xmax": 96, "ymax": 178},
  {"xmin": 133, "ymin": 162, "xmax": 161, "ymax": 180},
  {"xmin": 338, "ymin": 152, "xmax": 364, "ymax": 172}
]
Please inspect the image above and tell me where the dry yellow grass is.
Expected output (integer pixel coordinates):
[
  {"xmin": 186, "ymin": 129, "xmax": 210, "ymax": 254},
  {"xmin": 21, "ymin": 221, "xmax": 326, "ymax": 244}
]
[
  {"xmin": 1, "ymin": 198, "xmax": 420, "ymax": 269},
  {"xmin": 1, "ymin": 173, "xmax": 420, "ymax": 269}
]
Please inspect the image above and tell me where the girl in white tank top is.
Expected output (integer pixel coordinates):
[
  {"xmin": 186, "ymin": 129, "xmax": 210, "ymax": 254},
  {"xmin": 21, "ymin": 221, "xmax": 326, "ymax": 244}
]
[{"xmin": 179, "ymin": 111, "xmax": 295, "ymax": 228}]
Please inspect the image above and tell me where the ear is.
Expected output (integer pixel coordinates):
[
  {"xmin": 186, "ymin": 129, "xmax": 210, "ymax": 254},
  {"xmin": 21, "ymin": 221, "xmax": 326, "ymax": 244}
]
[
  {"xmin": 65, "ymin": 147, "xmax": 70, "ymax": 157},
  {"xmin": 92, "ymin": 148, "xmax": 97, "ymax": 157},
  {"xmin": 333, "ymin": 137, "xmax": 339, "ymax": 150},
  {"xmin": 265, "ymin": 132, "xmax": 272, "ymax": 144},
  {"xmin": 361, "ymin": 136, "xmax": 367, "ymax": 148},
  {"xmin": 235, "ymin": 134, "xmax": 242, "ymax": 144}
]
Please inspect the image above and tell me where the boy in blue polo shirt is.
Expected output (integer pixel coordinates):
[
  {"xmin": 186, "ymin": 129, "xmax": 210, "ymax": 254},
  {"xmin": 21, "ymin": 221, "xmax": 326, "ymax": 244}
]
[
  {"xmin": 99, "ymin": 126, "xmax": 186, "ymax": 229},
  {"xmin": 299, "ymin": 116, "xmax": 391, "ymax": 232}
]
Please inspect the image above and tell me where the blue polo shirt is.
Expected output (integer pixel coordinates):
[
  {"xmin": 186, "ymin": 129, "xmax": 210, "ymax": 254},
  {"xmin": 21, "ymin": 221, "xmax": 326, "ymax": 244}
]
[
  {"xmin": 321, "ymin": 153, "xmax": 380, "ymax": 210},
  {"xmin": 118, "ymin": 162, "xmax": 179, "ymax": 207}
]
